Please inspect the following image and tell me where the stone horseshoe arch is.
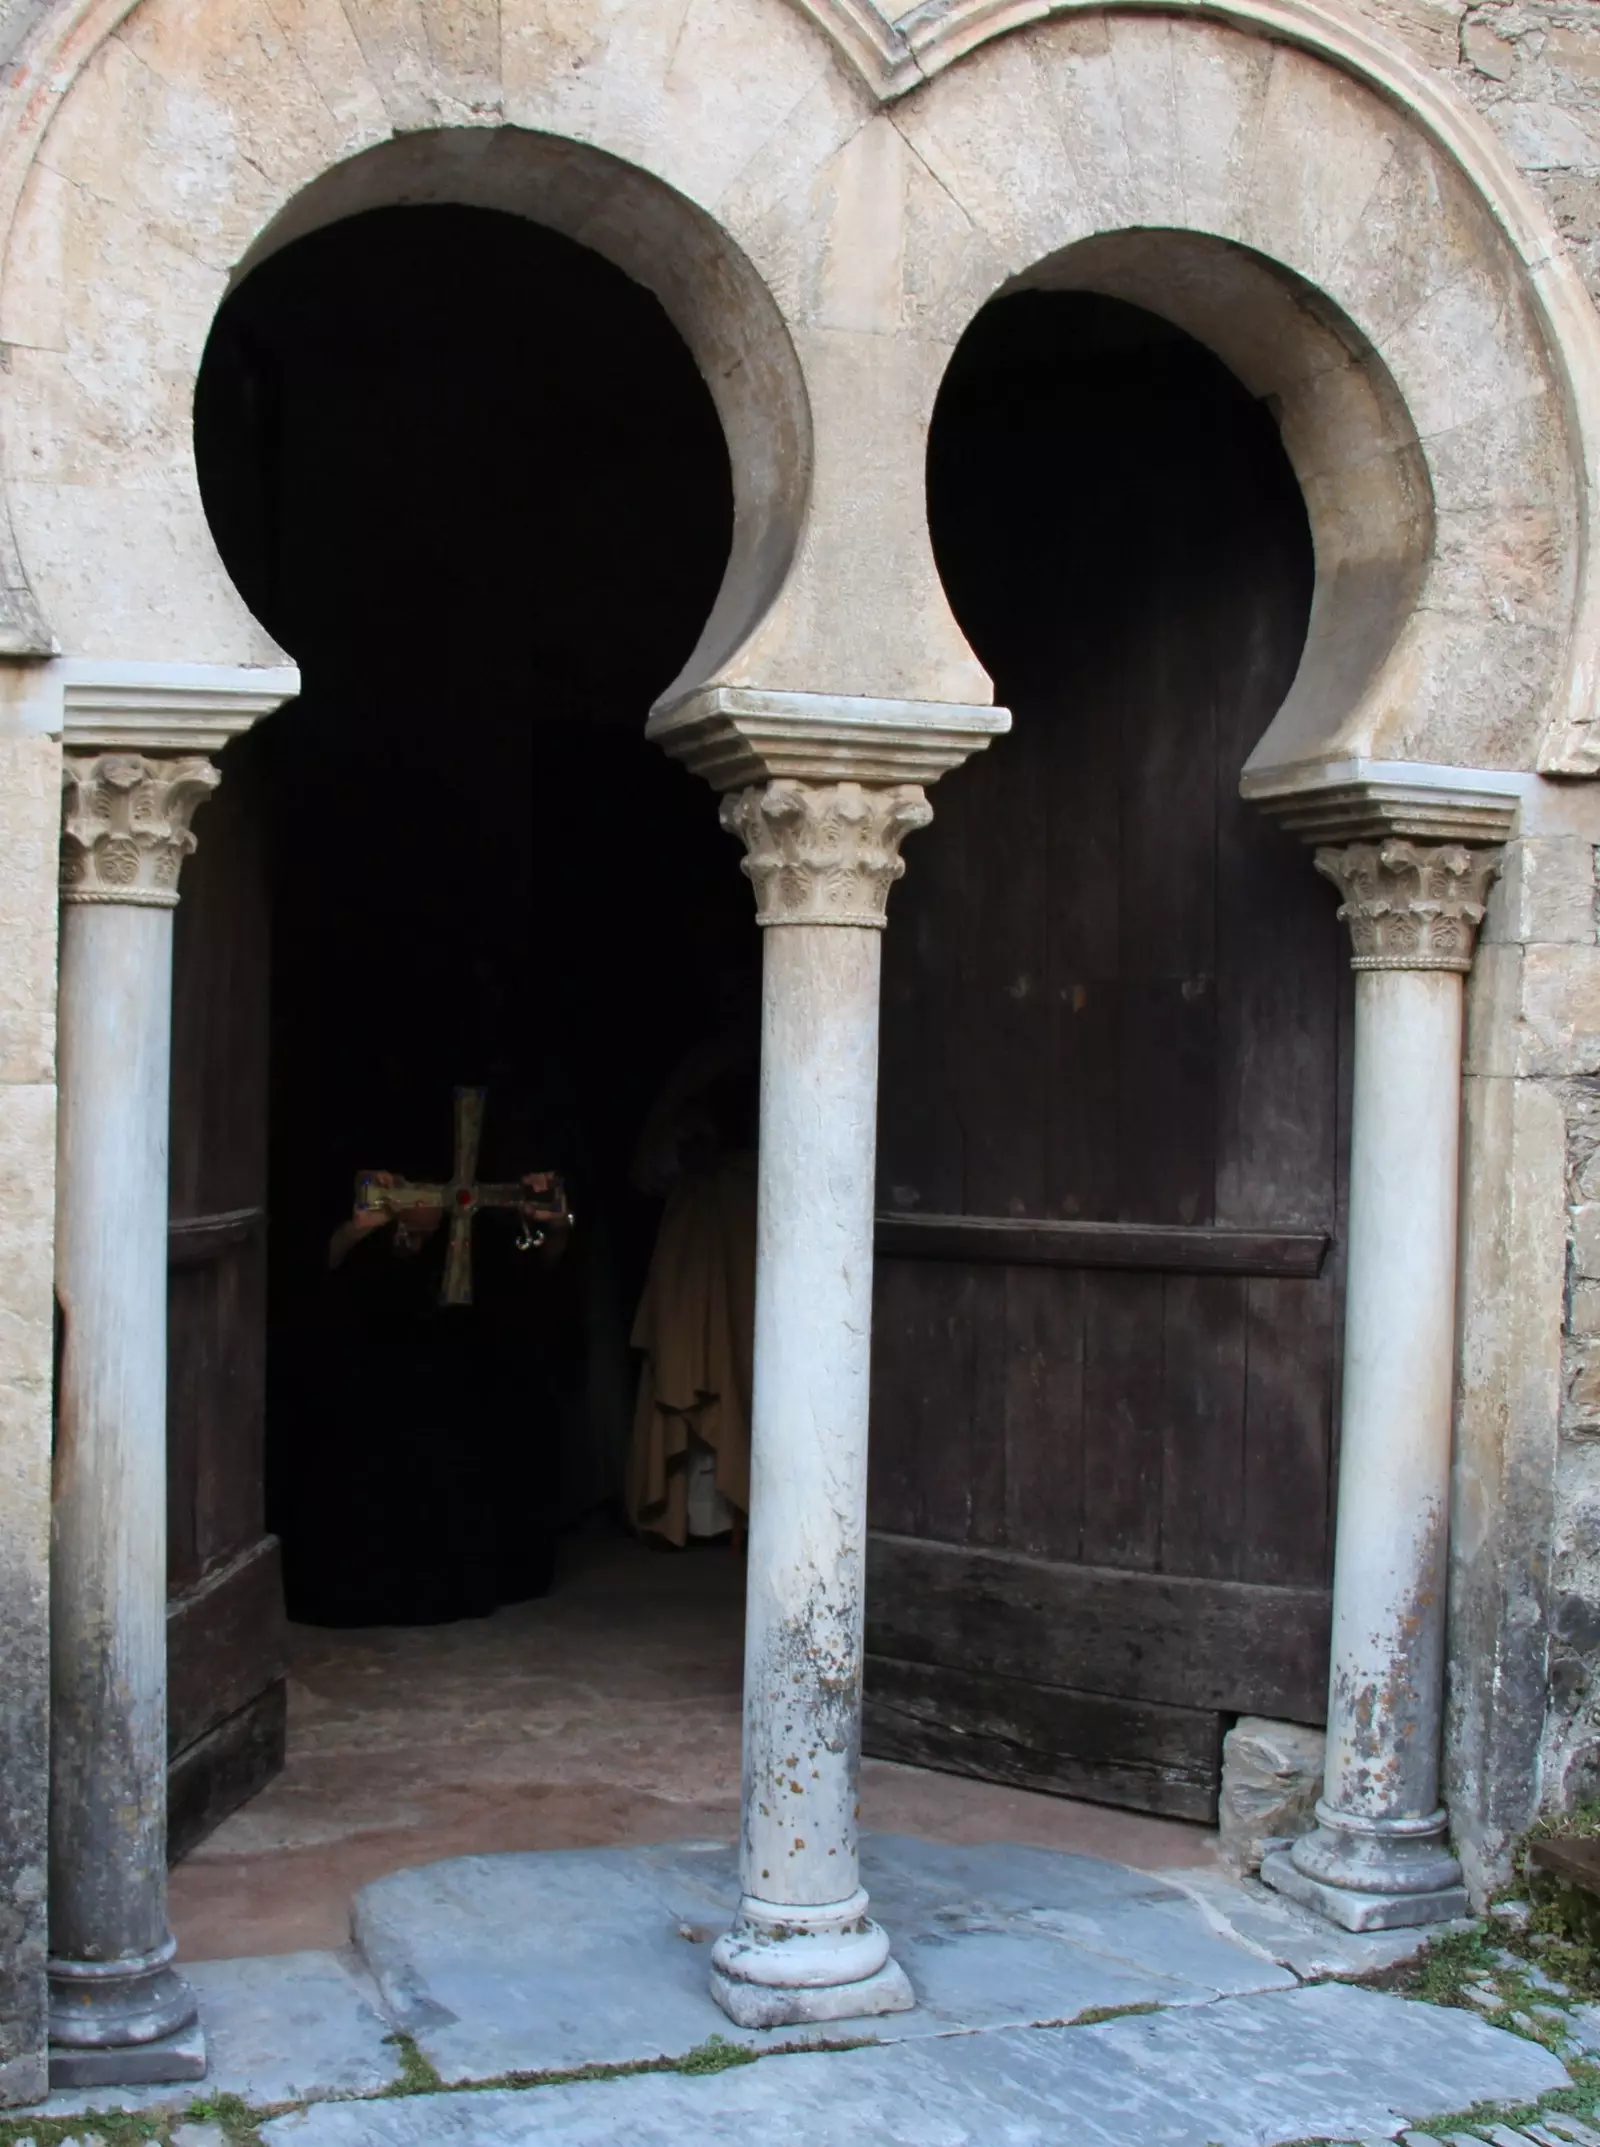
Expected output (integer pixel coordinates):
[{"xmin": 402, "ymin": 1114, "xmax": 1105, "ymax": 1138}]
[
  {"xmin": 1, "ymin": 0, "xmax": 1598, "ymax": 772},
  {"xmin": 9, "ymin": 0, "xmax": 1600, "ymax": 2095},
  {"xmin": 884, "ymin": 10, "xmax": 1600, "ymax": 788}
]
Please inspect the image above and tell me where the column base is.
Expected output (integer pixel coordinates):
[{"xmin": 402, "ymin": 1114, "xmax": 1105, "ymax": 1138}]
[
  {"xmin": 47, "ymin": 1937, "xmax": 200, "ymax": 2053},
  {"xmin": 49, "ymin": 2020, "xmax": 207, "ymax": 2090},
  {"xmin": 710, "ymin": 1956, "xmax": 915, "ymax": 2029},
  {"xmin": 1261, "ymin": 1849, "xmax": 1469, "ymax": 1932},
  {"xmin": 708, "ymin": 1889, "xmax": 916, "ymax": 2028}
]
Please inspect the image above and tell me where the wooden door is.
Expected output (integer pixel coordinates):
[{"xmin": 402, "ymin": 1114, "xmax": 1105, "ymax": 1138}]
[
  {"xmin": 165, "ymin": 720, "xmax": 288, "ymax": 1859},
  {"xmin": 865, "ymin": 297, "xmax": 1346, "ymax": 1822}
]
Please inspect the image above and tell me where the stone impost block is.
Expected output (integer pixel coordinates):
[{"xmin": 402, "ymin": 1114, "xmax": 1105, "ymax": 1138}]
[{"xmin": 648, "ymin": 686, "xmax": 1010, "ymax": 794}]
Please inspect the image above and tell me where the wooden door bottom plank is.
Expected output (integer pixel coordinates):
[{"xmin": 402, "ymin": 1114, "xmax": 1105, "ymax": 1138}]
[
  {"xmin": 167, "ymin": 1679, "xmax": 288, "ymax": 1865},
  {"xmin": 867, "ymin": 1533, "xmax": 1329, "ymax": 1721},
  {"xmin": 865, "ymin": 1654, "xmax": 1222, "ymax": 1822}
]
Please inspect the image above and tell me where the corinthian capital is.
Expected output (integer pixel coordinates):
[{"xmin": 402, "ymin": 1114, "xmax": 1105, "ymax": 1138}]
[
  {"xmin": 719, "ymin": 779, "xmax": 933, "ymax": 927},
  {"xmin": 1314, "ymin": 839, "xmax": 1501, "ymax": 972},
  {"xmin": 60, "ymin": 752, "xmax": 220, "ymax": 908}
]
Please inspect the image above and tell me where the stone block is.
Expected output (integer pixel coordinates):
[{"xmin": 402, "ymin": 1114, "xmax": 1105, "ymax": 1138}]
[
  {"xmin": 350, "ymin": 1837, "xmax": 1295, "ymax": 2085},
  {"xmin": 1218, "ymin": 1717, "xmax": 1326, "ymax": 1873},
  {"xmin": 0, "ymin": 1081, "xmax": 54, "ymax": 2105},
  {"xmin": 1517, "ymin": 945, "xmax": 1600, "ymax": 1077},
  {"xmin": 1561, "ymin": 1338, "xmax": 1600, "ymax": 1434},
  {"xmin": 1484, "ymin": 837, "xmax": 1598, "ymax": 948},
  {"xmin": 254, "ymin": 1982, "xmax": 1569, "ymax": 2147},
  {"xmin": 48, "ymin": 2023, "xmax": 206, "ymax": 2091},
  {"xmin": 1463, "ymin": 18, "xmax": 1518, "ymax": 82},
  {"xmin": 0, "ymin": 730, "xmax": 59, "ymax": 1087},
  {"xmin": 1452, "ymin": 1072, "xmax": 1567, "ymax": 1883},
  {"xmin": 1571, "ymin": 1204, "xmax": 1600, "ymax": 1279},
  {"xmin": 1466, "ymin": 942, "xmax": 1525, "ymax": 1076},
  {"xmin": 1572, "ymin": 1282, "xmax": 1600, "ymax": 1338}
]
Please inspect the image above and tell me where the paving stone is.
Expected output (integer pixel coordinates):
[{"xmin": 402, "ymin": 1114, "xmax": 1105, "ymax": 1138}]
[
  {"xmin": 261, "ymin": 1983, "xmax": 1568, "ymax": 2147},
  {"xmin": 1524, "ymin": 1967, "xmax": 1572, "ymax": 1997},
  {"xmin": 1491, "ymin": 1905, "xmax": 1534, "ymax": 1931},
  {"xmin": 352, "ymin": 1835, "xmax": 1297, "ymax": 2085},
  {"xmin": 1566, "ymin": 2005, "xmax": 1600, "ymax": 2053},
  {"xmin": 18, "ymin": 1948, "xmax": 404, "ymax": 2117},
  {"xmin": 1151, "ymin": 1863, "xmax": 1467, "ymax": 1980},
  {"xmin": 172, "ymin": 2127, "xmax": 229, "ymax": 2147}
]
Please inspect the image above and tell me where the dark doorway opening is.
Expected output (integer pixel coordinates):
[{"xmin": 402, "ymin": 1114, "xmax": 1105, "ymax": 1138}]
[
  {"xmin": 190, "ymin": 204, "xmax": 753, "ymax": 1632},
  {"xmin": 867, "ymin": 290, "xmax": 1342, "ymax": 1821}
]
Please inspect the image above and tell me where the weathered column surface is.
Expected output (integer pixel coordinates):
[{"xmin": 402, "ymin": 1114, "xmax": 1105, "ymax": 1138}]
[
  {"xmin": 1262, "ymin": 834, "xmax": 1501, "ymax": 1932},
  {"xmin": 48, "ymin": 750, "xmax": 218, "ymax": 2084},
  {"xmin": 648, "ymin": 685, "xmax": 1009, "ymax": 2028},
  {"xmin": 708, "ymin": 777, "xmax": 927, "ymax": 2025}
]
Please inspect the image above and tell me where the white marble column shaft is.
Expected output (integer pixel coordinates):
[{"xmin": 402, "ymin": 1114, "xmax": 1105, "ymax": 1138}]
[
  {"xmin": 709, "ymin": 778, "xmax": 929, "ymax": 2027},
  {"xmin": 1263, "ymin": 837, "xmax": 1499, "ymax": 1933},
  {"xmin": 48, "ymin": 752, "xmax": 217, "ymax": 2076}
]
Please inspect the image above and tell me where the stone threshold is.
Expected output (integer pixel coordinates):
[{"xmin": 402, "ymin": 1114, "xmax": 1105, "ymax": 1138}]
[{"xmin": 8, "ymin": 1836, "xmax": 1578, "ymax": 2146}]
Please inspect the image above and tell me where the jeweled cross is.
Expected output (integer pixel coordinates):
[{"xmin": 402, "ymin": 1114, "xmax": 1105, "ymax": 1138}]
[{"xmin": 354, "ymin": 1085, "xmax": 566, "ymax": 1307}]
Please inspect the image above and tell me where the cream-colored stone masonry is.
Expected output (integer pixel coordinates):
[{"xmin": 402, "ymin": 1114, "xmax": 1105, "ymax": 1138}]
[
  {"xmin": 0, "ymin": 0, "xmax": 1599, "ymax": 2076},
  {"xmin": 0, "ymin": 0, "xmax": 1598, "ymax": 773}
]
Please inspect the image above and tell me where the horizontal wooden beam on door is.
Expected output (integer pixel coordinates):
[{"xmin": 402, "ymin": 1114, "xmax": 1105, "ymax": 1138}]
[
  {"xmin": 167, "ymin": 1204, "xmax": 266, "ymax": 1267},
  {"xmin": 866, "ymin": 1533, "xmax": 1330, "ymax": 1721},
  {"xmin": 874, "ymin": 1212, "xmax": 1329, "ymax": 1278}
]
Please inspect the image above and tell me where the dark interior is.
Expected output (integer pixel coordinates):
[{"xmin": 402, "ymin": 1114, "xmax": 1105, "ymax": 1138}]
[{"xmin": 193, "ymin": 204, "xmax": 751, "ymax": 1626}]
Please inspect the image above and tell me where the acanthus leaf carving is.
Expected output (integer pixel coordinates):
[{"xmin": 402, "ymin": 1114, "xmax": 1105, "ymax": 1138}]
[
  {"xmin": 1313, "ymin": 839, "xmax": 1502, "ymax": 972},
  {"xmin": 60, "ymin": 752, "xmax": 220, "ymax": 908},
  {"xmin": 719, "ymin": 779, "xmax": 933, "ymax": 927}
]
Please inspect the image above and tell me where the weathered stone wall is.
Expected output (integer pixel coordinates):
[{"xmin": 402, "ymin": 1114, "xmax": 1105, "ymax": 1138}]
[
  {"xmin": 1454, "ymin": 792, "xmax": 1600, "ymax": 1893},
  {"xmin": 1341, "ymin": 1, "xmax": 1600, "ymax": 306},
  {"xmin": 0, "ymin": 663, "xmax": 58, "ymax": 2107}
]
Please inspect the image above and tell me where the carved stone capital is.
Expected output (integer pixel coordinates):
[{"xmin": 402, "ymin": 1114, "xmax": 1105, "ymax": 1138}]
[
  {"xmin": 1313, "ymin": 839, "xmax": 1502, "ymax": 973},
  {"xmin": 60, "ymin": 752, "xmax": 220, "ymax": 908},
  {"xmin": 720, "ymin": 779, "xmax": 933, "ymax": 927}
]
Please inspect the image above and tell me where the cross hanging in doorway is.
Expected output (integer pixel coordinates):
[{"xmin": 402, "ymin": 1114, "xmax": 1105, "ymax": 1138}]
[{"xmin": 353, "ymin": 1085, "xmax": 568, "ymax": 1307}]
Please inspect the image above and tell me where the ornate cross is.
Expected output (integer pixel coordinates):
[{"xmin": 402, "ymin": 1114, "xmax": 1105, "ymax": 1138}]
[{"xmin": 353, "ymin": 1086, "xmax": 567, "ymax": 1307}]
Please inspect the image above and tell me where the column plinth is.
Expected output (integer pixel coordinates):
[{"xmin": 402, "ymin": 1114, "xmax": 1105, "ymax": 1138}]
[
  {"xmin": 48, "ymin": 751, "xmax": 218, "ymax": 2083},
  {"xmin": 1261, "ymin": 836, "xmax": 1499, "ymax": 1933},
  {"xmin": 707, "ymin": 779, "xmax": 929, "ymax": 2027}
]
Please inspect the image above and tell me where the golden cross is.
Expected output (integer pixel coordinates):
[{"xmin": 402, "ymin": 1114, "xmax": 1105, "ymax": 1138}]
[{"xmin": 353, "ymin": 1086, "xmax": 566, "ymax": 1307}]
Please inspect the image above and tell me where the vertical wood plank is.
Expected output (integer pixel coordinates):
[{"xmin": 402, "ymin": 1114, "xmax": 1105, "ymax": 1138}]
[
  {"xmin": 1081, "ymin": 1271, "xmax": 1164, "ymax": 1570},
  {"xmin": 957, "ymin": 734, "xmax": 1051, "ymax": 1220},
  {"xmin": 1002, "ymin": 1265, "xmax": 1085, "ymax": 1563},
  {"xmin": 1160, "ymin": 1276, "xmax": 1248, "ymax": 1579},
  {"xmin": 1242, "ymin": 1277, "xmax": 1337, "ymax": 1588}
]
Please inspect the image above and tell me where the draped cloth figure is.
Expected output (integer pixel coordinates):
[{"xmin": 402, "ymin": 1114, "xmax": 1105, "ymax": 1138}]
[{"xmin": 627, "ymin": 1150, "xmax": 756, "ymax": 1545}]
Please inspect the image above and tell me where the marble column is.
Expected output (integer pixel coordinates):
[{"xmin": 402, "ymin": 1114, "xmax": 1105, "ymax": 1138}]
[
  {"xmin": 708, "ymin": 777, "xmax": 931, "ymax": 2027},
  {"xmin": 48, "ymin": 751, "xmax": 218, "ymax": 2083},
  {"xmin": 1262, "ymin": 836, "xmax": 1500, "ymax": 1933}
]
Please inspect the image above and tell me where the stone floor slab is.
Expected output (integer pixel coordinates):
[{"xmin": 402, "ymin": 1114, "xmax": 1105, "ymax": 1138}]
[
  {"xmin": 20, "ymin": 1949, "xmax": 404, "ymax": 2118},
  {"xmin": 352, "ymin": 1834, "xmax": 1296, "ymax": 2083},
  {"xmin": 261, "ymin": 1983, "xmax": 1569, "ymax": 2147},
  {"xmin": 1154, "ymin": 1864, "xmax": 1477, "ymax": 1980}
]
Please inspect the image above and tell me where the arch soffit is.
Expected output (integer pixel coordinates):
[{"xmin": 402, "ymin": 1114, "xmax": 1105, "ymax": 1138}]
[{"xmin": 0, "ymin": 0, "xmax": 1597, "ymax": 770}]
